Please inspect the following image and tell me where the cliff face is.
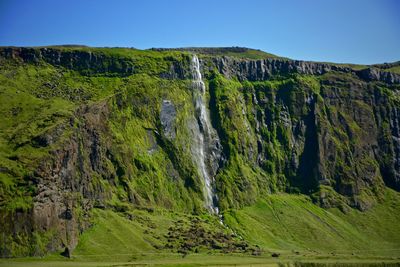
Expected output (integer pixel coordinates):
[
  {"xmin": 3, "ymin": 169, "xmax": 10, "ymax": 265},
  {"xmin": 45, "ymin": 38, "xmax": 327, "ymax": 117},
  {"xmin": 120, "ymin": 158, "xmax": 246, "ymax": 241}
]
[
  {"xmin": 202, "ymin": 53, "xmax": 400, "ymax": 211},
  {"xmin": 210, "ymin": 55, "xmax": 400, "ymax": 84},
  {"xmin": 0, "ymin": 46, "xmax": 400, "ymax": 257},
  {"xmin": 3, "ymin": 47, "xmax": 399, "ymax": 83}
]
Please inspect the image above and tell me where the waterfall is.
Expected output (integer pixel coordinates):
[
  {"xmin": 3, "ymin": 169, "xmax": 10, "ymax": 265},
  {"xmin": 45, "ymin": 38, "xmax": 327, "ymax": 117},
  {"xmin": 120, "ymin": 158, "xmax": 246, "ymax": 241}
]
[{"xmin": 189, "ymin": 55, "xmax": 221, "ymax": 214}]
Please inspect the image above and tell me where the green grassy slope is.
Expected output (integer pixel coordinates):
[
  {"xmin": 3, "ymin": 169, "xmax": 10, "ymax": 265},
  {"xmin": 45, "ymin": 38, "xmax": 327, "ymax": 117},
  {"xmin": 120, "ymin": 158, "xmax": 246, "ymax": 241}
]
[
  {"xmin": 225, "ymin": 189, "xmax": 400, "ymax": 257},
  {"xmin": 73, "ymin": 189, "xmax": 400, "ymax": 264},
  {"xmin": 2, "ymin": 190, "xmax": 398, "ymax": 266},
  {"xmin": 67, "ymin": 189, "xmax": 400, "ymax": 262}
]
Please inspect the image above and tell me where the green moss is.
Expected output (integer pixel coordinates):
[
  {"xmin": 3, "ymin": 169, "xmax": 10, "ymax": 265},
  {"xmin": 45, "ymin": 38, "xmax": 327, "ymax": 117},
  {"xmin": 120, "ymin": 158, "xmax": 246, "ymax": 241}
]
[
  {"xmin": 208, "ymin": 73, "xmax": 274, "ymax": 209},
  {"xmin": 103, "ymin": 74, "xmax": 206, "ymax": 213}
]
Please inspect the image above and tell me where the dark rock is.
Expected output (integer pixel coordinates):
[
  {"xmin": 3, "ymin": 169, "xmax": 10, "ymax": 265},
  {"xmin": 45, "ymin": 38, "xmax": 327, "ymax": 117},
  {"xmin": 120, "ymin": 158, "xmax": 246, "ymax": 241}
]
[
  {"xmin": 59, "ymin": 209, "xmax": 73, "ymax": 220},
  {"xmin": 61, "ymin": 247, "xmax": 71, "ymax": 258},
  {"xmin": 94, "ymin": 200, "xmax": 106, "ymax": 209},
  {"xmin": 31, "ymin": 124, "xmax": 65, "ymax": 148}
]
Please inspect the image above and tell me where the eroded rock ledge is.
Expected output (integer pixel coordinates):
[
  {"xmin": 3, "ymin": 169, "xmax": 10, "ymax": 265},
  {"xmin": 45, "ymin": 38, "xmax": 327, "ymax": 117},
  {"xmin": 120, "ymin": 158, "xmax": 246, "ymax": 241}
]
[
  {"xmin": 1, "ymin": 47, "xmax": 399, "ymax": 84},
  {"xmin": 210, "ymin": 56, "xmax": 400, "ymax": 84}
]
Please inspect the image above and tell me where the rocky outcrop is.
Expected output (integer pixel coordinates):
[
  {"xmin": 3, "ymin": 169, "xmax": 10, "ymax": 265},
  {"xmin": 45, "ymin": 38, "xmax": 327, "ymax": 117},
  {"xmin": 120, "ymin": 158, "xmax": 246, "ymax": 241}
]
[
  {"xmin": 0, "ymin": 47, "xmax": 135, "ymax": 76},
  {"xmin": 29, "ymin": 103, "xmax": 111, "ymax": 254},
  {"xmin": 209, "ymin": 57, "xmax": 400, "ymax": 84},
  {"xmin": 357, "ymin": 67, "xmax": 400, "ymax": 84},
  {"xmin": 160, "ymin": 100, "xmax": 177, "ymax": 140},
  {"xmin": 207, "ymin": 56, "xmax": 399, "ymax": 210},
  {"xmin": 0, "ymin": 100, "xmax": 117, "ymax": 257}
]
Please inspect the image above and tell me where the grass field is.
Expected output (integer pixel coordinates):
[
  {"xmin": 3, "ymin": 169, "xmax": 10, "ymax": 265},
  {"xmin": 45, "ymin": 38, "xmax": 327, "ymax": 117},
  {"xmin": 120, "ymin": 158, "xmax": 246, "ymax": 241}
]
[{"xmin": 1, "ymin": 254, "xmax": 400, "ymax": 267}]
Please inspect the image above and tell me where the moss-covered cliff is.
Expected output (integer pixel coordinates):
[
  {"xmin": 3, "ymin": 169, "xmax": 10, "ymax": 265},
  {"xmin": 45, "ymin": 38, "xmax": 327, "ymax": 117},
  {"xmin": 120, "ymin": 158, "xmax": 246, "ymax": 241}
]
[{"xmin": 0, "ymin": 46, "xmax": 399, "ymax": 258}]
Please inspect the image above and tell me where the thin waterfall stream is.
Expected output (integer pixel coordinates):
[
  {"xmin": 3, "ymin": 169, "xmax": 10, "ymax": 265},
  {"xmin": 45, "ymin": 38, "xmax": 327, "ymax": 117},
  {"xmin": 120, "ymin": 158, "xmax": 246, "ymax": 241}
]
[{"xmin": 189, "ymin": 54, "xmax": 221, "ymax": 214}]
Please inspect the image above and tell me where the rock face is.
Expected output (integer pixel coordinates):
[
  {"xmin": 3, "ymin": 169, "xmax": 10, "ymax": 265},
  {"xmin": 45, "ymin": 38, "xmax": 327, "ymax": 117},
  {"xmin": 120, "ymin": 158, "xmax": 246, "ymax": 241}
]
[
  {"xmin": 205, "ymin": 57, "xmax": 400, "ymax": 210},
  {"xmin": 0, "ymin": 100, "xmax": 115, "ymax": 256},
  {"xmin": 0, "ymin": 46, "xmax": 400, "ymax": 257},
  {"xmin": 3, "ymin": 47, "xmax": 399, "ymax": 83},
  {"xmin": 160, "ymin": 100, "xmax": 177, "ymax": 140},
  {"xmin": 209, "ymin": 56, "xmax": 400, "ymax": 84},
  {"xmin": 0, "ymin": 47, "xmax": 135, "ymax": 76}
]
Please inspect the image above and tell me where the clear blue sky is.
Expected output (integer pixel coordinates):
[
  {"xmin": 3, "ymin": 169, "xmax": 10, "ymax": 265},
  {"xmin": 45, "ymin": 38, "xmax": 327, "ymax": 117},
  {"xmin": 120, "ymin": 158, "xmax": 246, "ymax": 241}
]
[{"xmin": 0, "ymin": 0, "xmax": 399, "ymax": 64}]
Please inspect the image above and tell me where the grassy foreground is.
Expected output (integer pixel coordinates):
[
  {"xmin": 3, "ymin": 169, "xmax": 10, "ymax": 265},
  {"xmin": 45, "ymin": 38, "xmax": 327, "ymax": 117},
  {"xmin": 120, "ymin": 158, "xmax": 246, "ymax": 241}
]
[{"xmin": 1, "ymin": 190, "xmax": 399, "ymax": 266}]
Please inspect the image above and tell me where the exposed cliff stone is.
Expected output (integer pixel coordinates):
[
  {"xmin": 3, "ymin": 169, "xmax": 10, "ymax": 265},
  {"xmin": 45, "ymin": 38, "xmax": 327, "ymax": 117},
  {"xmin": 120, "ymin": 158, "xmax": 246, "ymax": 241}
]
[
  {"xmin": 0, "ymin": 100, "xmax": 117, "ymax": 257},
  {"xmin": 207, "ymin": 59, "xmax": 399, "ymax": 210},
  {"xmin": 209, "ymin": 57, "xmax": 400, "ymax": 84},
  {"xmin": 0, "ymin": 47, "xmax": 136, "ymax": 76},
  {"xmin": 357, "ymin": 67, "xmax": 400, "ymax": 84},
  {"xmin": 2, "ymin": 47, "xmax": 399, "ymax": 84},
  {"xmin": 160, "ymin": 100, "xmax": 177, "ymax": 140},
  {"xmin": 0, "ymin": 47, "xmax": 196, "ymax": 79},
  {"xmin": 160, "ymin": 56, "xmax": 192, "ymax": 80}
]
